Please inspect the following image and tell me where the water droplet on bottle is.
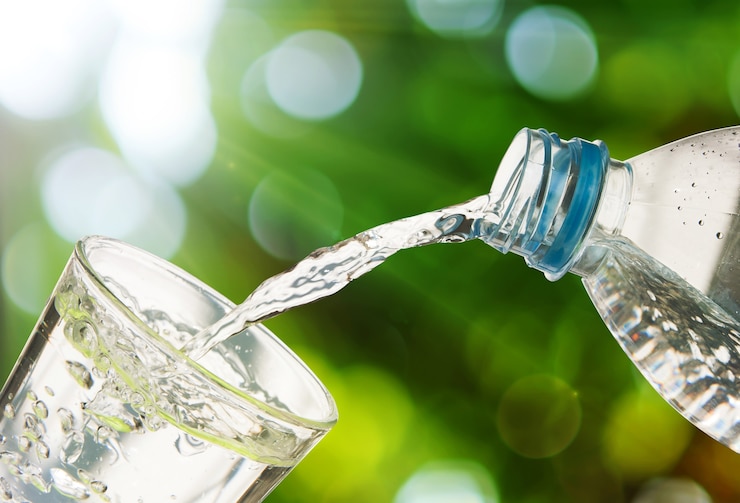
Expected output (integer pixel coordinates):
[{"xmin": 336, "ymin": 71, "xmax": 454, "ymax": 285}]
[
  {"xmin": 698, "ymin": 219, "xmax": 704, "ymax": 226},
  {"xmin": 677, "ymin": 206, "xmax": 682, "ymax": 211},
  {"xmin": 65, "ymin": 361, "xmax": 93, "ymax": 389},
  {"xmin": 45, "ymin": 386, "xmax": 55, "ymax": 397},
  {"xmin": 26, "ymin": 390, "xmax": 38, "ymax": 402},
  {"xmin": 717, "ymin": 232, "xmax": 724, "ymax": 239},
  {"xmin": 691, "ymin": 182, "xmax": 697, "ymax": 187},
  {"xmin": 0, "ymin": 434, "xmax": 5, "ymax": 445},
  {"xmin": 50, "ymin": 468, "xmax": 90, "ymax": 500}
]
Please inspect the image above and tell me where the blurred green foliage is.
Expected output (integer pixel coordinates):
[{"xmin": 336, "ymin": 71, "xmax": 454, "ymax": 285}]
[{"xmin": 2, "ymin": 0, "xmax": 740, "ymax": 501}]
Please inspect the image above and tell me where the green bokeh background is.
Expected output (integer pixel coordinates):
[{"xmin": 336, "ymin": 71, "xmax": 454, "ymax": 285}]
[{"xmin": 2, "ymin": 0, "xmax": 740, "ymax": 501}]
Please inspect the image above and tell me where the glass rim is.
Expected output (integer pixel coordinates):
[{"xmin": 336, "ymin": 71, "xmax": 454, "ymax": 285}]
[{"xmin": 73, "ymin": 235, "xmax": 338, "ymax": 429}]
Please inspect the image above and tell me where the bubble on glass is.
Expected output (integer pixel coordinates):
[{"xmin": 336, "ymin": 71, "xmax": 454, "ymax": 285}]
[
  {"xmin": 1, "ymin": 223, "xmax": 67, "ymax": 314},
  {"xmin": 40, "ymin": 146, "xmax": 186, "ymax": 257},
  {"xmin": 0, "ymin": 0, "xmax": 116, "ymax": 119},
  {"xmin": 248, "ymin": 168, "xmax": 344, "ymax": 260},
  {"xmin": 505, "ymin": 6, "xmax": 598, "ymax": 101},
  {"xmin": 265, "ymin": 30, "xmax": 363, "ymax": 121},
  {"xmin": 99, "ymin": 39, "xmax": 216, "ymax": 186},
  {"xmin": 496, "ymin": 374, "xmax": 581, "ymax": 458},
  {"xmin": 394, "ymin": 460, "xmax": 499, "ymax": 503},
  {"xmin": 240, "ymin": 54, "xmax": 314, "ymax": 138},
  {"xmin": 406, "ymin": 0, "xmax": 503, "ymax": 38}
]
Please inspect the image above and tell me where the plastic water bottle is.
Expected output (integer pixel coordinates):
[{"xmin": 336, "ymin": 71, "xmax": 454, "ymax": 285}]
[{"xmin": 479, "ymin": 126, "xmax": 740, "ymax": 452}]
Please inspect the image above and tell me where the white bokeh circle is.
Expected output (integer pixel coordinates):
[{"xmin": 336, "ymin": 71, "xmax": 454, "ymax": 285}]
[
  {"xmin": 505, "ymin": 6, "xmax": 598, "ymax": 101},
  {"xmin": 265, "ymin": 30, "xmax": 362, "ymax": 121}
]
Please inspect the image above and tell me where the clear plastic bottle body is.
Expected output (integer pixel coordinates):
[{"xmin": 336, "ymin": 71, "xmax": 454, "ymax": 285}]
[
  {"xmin": 615, "ymin": 127, "xmax": 740, "ymax": 320},
  {"xmin": 483, "ymin": 126, "xmax": 740, "ymax": 452}
]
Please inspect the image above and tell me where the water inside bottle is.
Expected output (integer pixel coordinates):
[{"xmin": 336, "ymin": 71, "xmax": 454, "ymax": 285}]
[{"xmin": 583, "ymin": 238, "xmax": 740, "ymax": 450}]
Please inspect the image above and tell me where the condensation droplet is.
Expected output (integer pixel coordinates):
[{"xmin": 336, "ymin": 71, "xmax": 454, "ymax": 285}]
[
  {"xmin": 677, "ymin": 206, "xmax": 682, "ymax": 211},
  {"xmin": 26, "ymin": 391, "xmax": 38, "ymax": 402},
  {"xmin": 691, "ymin": 182, "xmax": 697, "ymax": 187},
  {"xmin": 45, "ymin": 386, "xmax": 55, "ymax": 397},
  {"xmin": 717, "ymin": 232, "xmax": 724, "ymax": 239},
  {"xmin": 698, "ymin": 219, "xmax": 704, "ymax": 226}
]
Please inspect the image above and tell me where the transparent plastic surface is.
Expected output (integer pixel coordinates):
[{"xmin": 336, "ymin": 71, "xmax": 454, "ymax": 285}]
[
  {"xmin": 579, "ymin": 126, "xmax": 740, "ymax": 451},
  {"xmin": 0, "ymin": 236, "xmax": 336, "ymax": 502},
  {"xmin": 617, "ymin": 126, "xmax": 740, "ymax": 319},
  {"xmin": 485, "ymin": 126, "xmax": 740, "ymax": 452}
]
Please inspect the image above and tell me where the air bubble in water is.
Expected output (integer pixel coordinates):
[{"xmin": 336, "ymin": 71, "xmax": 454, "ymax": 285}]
[
  {"xmin": 61, "ymin": 431, "xmax": 85, "ymax": 464},
  {"xmin": 67, "ymin": 320, "xmax": 98, "ymax": 357},
  {"xmin": 18, "ymin": 436, "xmax": 31, "ymax": 452},
  {"xmin": 33, "ymin": 400, "xmax": 49, "ymax": 419},
  {"xmin": 717, "ymin": 232, "xmax": 724, "ymax": 239},
  {"xmin": 175, "ymin": 433, "xmax": 209, "ymax": 456},
  {"xmin": 50, "ymin": 468, "xmax": 90, "ymax": 500},
  {"xmin": 36, "ymin": 440, "xmax": 50, "ymax": 459},
  {"xmin": 66, "ymin": 361, "xmax": 94, "ymax": 389},
  {"xmin": 698, "ymin": 219, "xmax": 705, "ymax": 226},
  {"xmin": 0, "ymin": 476, "xmax": 11, "ymax": 501},
  {"xmin": 3, "ymin": 404, "xmax": 15, "ymax": 419},
  {"xmin": 90, "ymin": 480, "xmax": 108, "ymax": 494},
  {"xmin": 58, "ymin": 408, "xmax": 75, "ymax": 432}
]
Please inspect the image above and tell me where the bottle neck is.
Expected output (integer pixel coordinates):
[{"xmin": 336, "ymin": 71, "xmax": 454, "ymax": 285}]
[{"xmin": 479, "ymin": 128, "xmax": 632, "ymax": 280}]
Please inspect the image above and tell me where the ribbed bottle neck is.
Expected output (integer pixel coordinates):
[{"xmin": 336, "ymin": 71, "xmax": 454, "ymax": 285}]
[{"xmin": 480, "ymin": 128, "xmax": 632, "ymax": 280}]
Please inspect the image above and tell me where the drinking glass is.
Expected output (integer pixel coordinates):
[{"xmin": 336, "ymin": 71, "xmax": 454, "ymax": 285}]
[{"xmin": 0, "ymin": 236, "xmax": 337, "ymax": 502}]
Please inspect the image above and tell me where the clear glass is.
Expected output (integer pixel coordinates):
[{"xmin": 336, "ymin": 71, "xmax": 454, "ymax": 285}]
[{"xmin": 0, "ymin": 236, "xmax": 337, "ymax": 502}]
